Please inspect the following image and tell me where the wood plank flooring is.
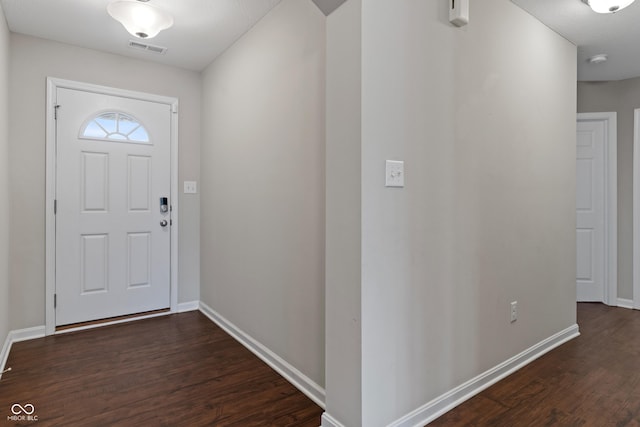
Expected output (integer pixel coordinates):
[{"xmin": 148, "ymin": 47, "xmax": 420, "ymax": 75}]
[
  {"xmin": 2, "ymin": 303, "xmax": 637, "ymax": 426},
  {"xmin": 0, "ymin": 311, "xmax": 323, "ymax": 426},
  {"xmin": 429, "ymin": 303, "xmax": 640, "ymax": 426}
]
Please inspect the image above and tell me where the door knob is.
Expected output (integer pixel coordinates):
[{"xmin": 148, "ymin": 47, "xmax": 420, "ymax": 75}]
[{"xmin": 160, "ymin": 220, "xmax": 168, "ymax": 227}]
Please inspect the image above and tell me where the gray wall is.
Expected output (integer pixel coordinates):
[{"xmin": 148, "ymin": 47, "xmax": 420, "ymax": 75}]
[
  {"xmin": 200, "ymin": 0, "xmax": 326, "ymax": 389},
  {"xmin": 577, "ymin": 78, "xmax": 640, "ymax": 301},
  {"xmin": 325, "ymin": 0, "xmax": 361, "ymax": 425},
  {"xmin": 361, "ymin": 0, "xmax": 576, "ymax": 423},
  {"xmin": 325, "ymin": 0, "xmax": 577, "ymax": 424},
  {"xmin": 9, "ymin": 34, "xmax": 201, "ymax": 329},
  {"xmin": 0, "ymin": 4, "xmax": 10, "ymax": 350}
]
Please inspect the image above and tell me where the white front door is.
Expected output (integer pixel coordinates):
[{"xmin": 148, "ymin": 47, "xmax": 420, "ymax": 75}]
[
  {"xmin": 576, "ymin": 118, "xmax": 606, "ymax": 302},
  {"xmin": 55, "ymin": 87, "xmax": 172, "ymax": 326}
]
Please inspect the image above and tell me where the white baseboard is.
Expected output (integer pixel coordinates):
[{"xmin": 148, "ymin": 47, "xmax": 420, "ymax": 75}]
[
  {"xmin": 0, "ymin": 326, "xmax": 46, "ymax": 379},
  {"xmin": 389, "ymin": 324, "xmax": 580, "ymax": 427},
  {"xmin": 177, "ymin": 300, "xmax": 200, "ymax": 313},
  {"xmin": 198, "ymin": 301, "xmax": 325, "ymax": 409},
  {"xmin": 617, "ymin": 298, "xmax": 634, "ymax": 309},
  {"xmin": 321, "ymin": 412, "xmax": 346, "ymax": 427},
  {"xmin": 0, "ymin": 332, "xmax": 10, "ymax": 378}
]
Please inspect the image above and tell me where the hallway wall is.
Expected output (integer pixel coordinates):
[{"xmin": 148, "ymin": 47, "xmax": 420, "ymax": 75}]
[
  {"xmin": 325, "ymin": 0, "xmax": 577, "ymax": 424},
  {"xmin": 0, "ymin": 4, "xmax": 10, "ymax": 356},
  {"xmin": 200, "ymin": 0, "xmax": 326, "ymax": 390}
]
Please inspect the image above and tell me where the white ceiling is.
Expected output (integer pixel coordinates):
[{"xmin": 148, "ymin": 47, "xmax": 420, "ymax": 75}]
[
  {"xmin": 513, "ymin": 0, "xmax": 640, "ymax": 81},
  {"xmin": 5, "ymin": 0, "xmax": 628, "ymax": 81},
  {"xmin": 0, "ymin": 0, "xmax": 345, "ymax": 71}
]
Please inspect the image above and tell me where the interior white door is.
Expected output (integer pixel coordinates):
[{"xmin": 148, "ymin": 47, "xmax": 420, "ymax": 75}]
[
  {"xmin": 55, "ymin": 87, "xmax": 172, "ymax": 326},
  {"xmin": 576, "ymin": 119, "xmax": 606, "ymax": 302}
]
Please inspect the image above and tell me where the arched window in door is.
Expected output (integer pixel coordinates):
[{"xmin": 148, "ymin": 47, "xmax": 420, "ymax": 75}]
[{"xmin": 80, "ymin": 112, "xmax": 150, "ymax": 143}]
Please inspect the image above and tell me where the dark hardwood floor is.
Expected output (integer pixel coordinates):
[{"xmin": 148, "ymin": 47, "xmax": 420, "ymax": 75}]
[
  {"xmin": 2, "ymin": 303, "xmax": 637, "ymax": 426},
  {"xmin": 429, "ymin": 303, "xmax": 640, "ymax": 426},
  {"xmin": 0, "ymin": 311, "xmax": 323, "ymax": 426}
]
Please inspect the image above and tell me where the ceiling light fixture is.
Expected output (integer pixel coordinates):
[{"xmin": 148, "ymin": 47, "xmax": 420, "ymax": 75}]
[
  {"xmin": 107, "ymin": 0, "xmax": 173, "ymax": 39},
  {"xmin": 587, "ymin": 54, "xmax": 608, "ymax": 64},
  {"xmin": 582, "ymin": 0, "xmax": 636, "ymax": 13}
]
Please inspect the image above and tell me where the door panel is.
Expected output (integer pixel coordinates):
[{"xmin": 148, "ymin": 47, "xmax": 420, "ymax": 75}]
[
  {"xmin": 128, "ymin": 155, "xmax": 151, "ymax": 211},
  {"xmin": 81, "ymin": 234, "xmax": 109, "ymax": 293},
  {"xmin": 128, "ymin": 232, "xmax": 151, "ymax": 288},
  {"xmin": 55, "ymin": 87, "xmax": 171, "ymax": 326},
  {"xmin": 82, "ymin": 152, "xmax": 109, "ymax": 211}
]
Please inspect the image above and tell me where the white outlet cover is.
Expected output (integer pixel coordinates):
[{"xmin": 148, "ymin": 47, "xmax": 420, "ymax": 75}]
[{"xmin": 385, "ymin": 160, "xmax": 405, "ymax": 188}]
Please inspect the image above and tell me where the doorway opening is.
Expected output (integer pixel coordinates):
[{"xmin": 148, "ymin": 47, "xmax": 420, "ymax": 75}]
[{"xmin": 576, "ymin": 112, "xmax": 617, "ymax": 305}]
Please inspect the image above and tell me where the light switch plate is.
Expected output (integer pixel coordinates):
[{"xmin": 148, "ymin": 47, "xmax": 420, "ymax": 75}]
[
  {"xmin": 385, "ymin": 160, "xmax": 404, "ymax": 188},
  {"xmin": 184, "ymin": 181, "xmax": 197, "ymax": 194}
]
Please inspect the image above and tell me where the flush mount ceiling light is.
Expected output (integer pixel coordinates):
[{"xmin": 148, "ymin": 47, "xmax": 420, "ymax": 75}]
[
  {"xmin": 587, "ymin": 54, "xmax": 608, "ymax": 64},
  {"xmin": 107, "ymin": 0, "xmax": 173, "ymax": 39},
  {"xmin": 582, "ymin": 0, "xmax": 636, "ymax": 13}
]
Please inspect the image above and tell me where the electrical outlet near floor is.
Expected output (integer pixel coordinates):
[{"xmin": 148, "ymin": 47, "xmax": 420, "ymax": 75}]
[{"xmin": 510, "ymin": 301, "xmax": 518, "ymax": 323}]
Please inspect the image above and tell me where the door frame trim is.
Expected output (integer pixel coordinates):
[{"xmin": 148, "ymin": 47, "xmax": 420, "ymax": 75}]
[
  {"xmin": 45, "ymin": 77, "xmax": 179, "ymax": 335},
  {"xmin": 633, "ymin": 109, "xmax": 640, "ymax": 309},
  {"xmin": 577, "ymin": 112, "xmax": 617, "ymax": 306}
]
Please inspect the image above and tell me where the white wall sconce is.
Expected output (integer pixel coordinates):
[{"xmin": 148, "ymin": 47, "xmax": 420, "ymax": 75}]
[
  {"xmin": 582, "ymin": 0, "xmax": 636, "ymax": 13},
  {"xmin": 107, "ymin": 0, "xmax": 174, "ymax": 39}
]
